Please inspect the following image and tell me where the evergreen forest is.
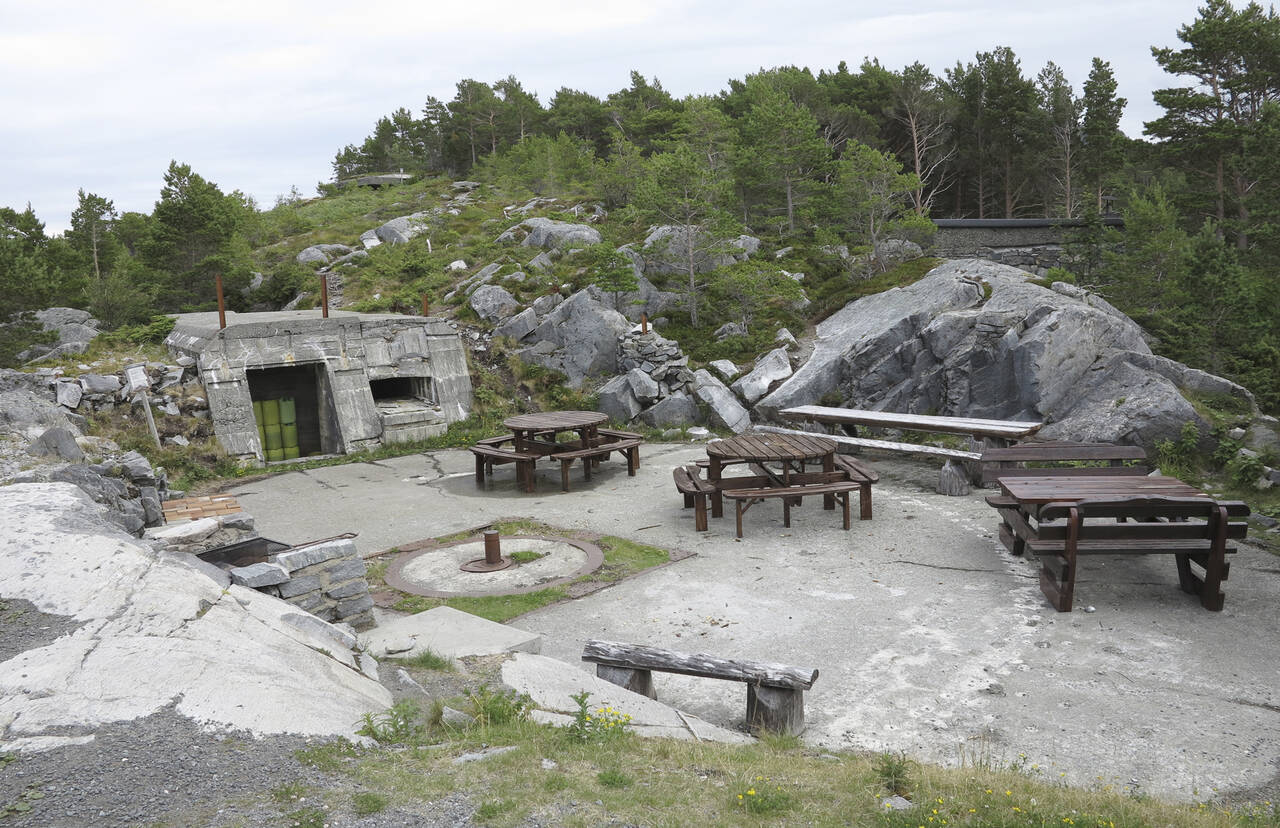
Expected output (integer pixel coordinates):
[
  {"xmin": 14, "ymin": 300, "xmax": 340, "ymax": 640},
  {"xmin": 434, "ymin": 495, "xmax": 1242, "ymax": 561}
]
[{"xmin": 2, "ymin": 0, "xmax": 1278, "ymax": 412}]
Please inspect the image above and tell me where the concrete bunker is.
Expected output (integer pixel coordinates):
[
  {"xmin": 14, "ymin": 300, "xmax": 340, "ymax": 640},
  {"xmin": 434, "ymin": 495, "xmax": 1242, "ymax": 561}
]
[{"xmin": 165, "ymin": 309, "xmax": 472, "ymax": 465}]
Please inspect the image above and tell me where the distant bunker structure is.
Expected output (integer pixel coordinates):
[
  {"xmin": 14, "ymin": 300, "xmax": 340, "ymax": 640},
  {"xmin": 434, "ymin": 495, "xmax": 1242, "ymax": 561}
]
[
  {"xmin": 165, "ymin": 310, "xmax": 472, "ymax": 465},
  {"xmin": 933, "ymin": 217, "xmax": 1124, "ymax": 275}
]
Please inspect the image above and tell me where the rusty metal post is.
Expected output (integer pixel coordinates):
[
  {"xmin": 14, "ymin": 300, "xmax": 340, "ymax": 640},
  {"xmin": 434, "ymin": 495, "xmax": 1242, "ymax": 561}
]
[
  {"xmin": 641, "ymin": 313, "xmax": 648, "ymax": 334},
  {"xmin": 483, "ymin": 530, "xmax": 501, "ymax": 565},
  {"xmin": 319, "ymin": 273, "xmax": 329, "ymax": 318},
  {"xmin": 215, "ymin": 274, "xmax": 227, "ymax": 330},
  {"xmin": 421, "ymin": 294, "xmax": 430, "ymax": 317}
]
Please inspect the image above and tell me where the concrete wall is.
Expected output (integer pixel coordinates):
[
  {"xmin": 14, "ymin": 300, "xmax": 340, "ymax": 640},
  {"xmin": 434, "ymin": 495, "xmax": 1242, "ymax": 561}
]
[
  {"xmin": 165, "ymin": 311, "xmax": 472, "ymax": 463},
  {"xmin": 932, "ymin": 219, "xmax": 1123, "ymax": 275}
]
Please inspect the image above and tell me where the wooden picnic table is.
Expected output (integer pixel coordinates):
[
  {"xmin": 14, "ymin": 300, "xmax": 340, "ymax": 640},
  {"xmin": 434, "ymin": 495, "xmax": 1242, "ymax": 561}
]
[
  {"xmin": 504, "ymin": 410, "xmax": 608, "ymax": 454},
  {"xmin": 989, "ymin": 473, "xmax": 1246, "ymax": 612},
  {"xmin": 705, "ymin": 432, "xmax": 836, "ymax": 486},
  {"xmin": 780, "ymin": 405, "xmax": 1042, "ymax": 444}
]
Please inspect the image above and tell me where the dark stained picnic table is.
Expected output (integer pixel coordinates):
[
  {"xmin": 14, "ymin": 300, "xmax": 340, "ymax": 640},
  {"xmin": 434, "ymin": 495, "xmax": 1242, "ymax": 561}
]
[
  {"xmin": 705, "ymin": 432, "xmax": 837, "ymax": 485},
  {"xmin": 999, "ymin": 474, "xmax": 1208, "ymax": 509},
  {"xmin": 503, "ymin": 410, "xmax": 608, "ymax": 455}
]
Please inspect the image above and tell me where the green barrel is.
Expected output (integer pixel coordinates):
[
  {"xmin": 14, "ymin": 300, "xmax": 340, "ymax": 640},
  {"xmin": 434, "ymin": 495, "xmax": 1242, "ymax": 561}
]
[
  {"xmin": 261, "ymin": 398, "xmax": 280, "ymax": 426},
  {"xmin": 283, "ymin": 446, "xmax": 301, "ymax": 460},
  {"xmin": 266, "ymin": 448, "xmax": 285, "ymax": 462},
  {"xmin": 263, "ymin": 424, "xmax": 283, "ymax": 451},
  {"xmin": 281, "ymin": 424, "xmax": 298, "ymax": 449},
  {"xmin": 278, "ymin": 397, "xmax": 296, "ymax": 425},
  {"xmin": 252, "ymin": 399, "xmax": 263, "ymax": 424}
]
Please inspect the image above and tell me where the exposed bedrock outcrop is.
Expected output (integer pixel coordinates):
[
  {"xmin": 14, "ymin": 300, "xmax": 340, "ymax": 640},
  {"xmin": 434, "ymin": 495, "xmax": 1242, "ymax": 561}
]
[{"xmin": 756, "ymin": 259, "xmax": 1254, "ymax": 448}]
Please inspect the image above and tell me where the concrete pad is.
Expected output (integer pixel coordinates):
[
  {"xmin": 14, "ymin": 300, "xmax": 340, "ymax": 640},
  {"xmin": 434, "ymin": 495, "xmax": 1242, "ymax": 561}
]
[
  {"xmin": 229, "ymin": 444, "xmax": 1280, "ymax": 802},
  {"xmin": 502, "ymin": 652, "xmax": 752, "ymax": 744},
  {"xmin": 388, "ymin": 537, "xmax": 600, "ymax": 596},
  {"xmin": 360, "ymin": 606, "xmax": 541, "ymax": 659}
]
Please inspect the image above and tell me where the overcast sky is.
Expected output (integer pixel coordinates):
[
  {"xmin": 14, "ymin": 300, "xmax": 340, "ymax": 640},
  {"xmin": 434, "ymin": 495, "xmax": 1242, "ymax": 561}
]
[{"xmin": 2, "ymin": 0, "xmax": 1204, "ymax": 234}]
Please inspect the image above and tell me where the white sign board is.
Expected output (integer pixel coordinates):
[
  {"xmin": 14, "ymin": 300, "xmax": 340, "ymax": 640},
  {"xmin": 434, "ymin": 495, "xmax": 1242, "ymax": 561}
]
[{"xmin": 124, "ymin": 364, "xmax": 150, "ymax": 395}]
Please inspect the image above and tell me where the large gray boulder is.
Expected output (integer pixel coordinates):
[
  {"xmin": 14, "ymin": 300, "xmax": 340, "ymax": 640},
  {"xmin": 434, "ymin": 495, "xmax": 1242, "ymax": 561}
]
[
  {"xmin": 638, "ymin": 392, "xmax": 700, "ymax": 428},
  {"xmin": 596, "ymin": 375, "xmax": 642, "ymax": 423},
  {"xmin": 0, "ymin": 370, "xmax": 82, "ymax": 440},
  {"xmin": 731, "ymin": 348, "xmax": 793, "ymax": 404},
  {"xmin": 498, "ymin": 217, "xmax": 601, "ymax": 250},
  {"xmin": 756, "ymin": 259, "xmax": 1252, "ymax": 449},
  {"xmin": 493, "ymin": 307, "xmax": 538, "ymax": 342},
  {"xmin": 592, "ymin": 251, "xmax": 680, "ymax": 321},
  {"xmin": 470, "ymin": 284, "xmax": 520, "ymax": 322},
  {"xmin": 516, "ymin": 290, "xmax": 631, "ymax": 388},
  {"xmin": 0, "ymin": 483, "xmax": 390, "ymax": 747},
  {"xmin": 17, "ymin": 308, "xmax": 101, "ymax": 362},
  {"xmin": 693, "ymin": 370, "xmax": 752, "ymax": 433},
  {"xmin": 640, "ymin": 226, "xmax": 757, "ymax": 276}
]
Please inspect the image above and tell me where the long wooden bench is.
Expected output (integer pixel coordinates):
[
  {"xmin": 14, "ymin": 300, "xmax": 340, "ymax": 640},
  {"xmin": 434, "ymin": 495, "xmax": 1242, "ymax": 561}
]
[
  {"xmin": 673, "ymin": 465, "xmax": 717, "ymax": 531},
  {"xmin": 469, "ymin": 443, "xmax": 539, "ymax": 493},
  {"xmin": 996, "ymin": 496, "xmax": 1249, "ymax": 612},
  {"xmin": 555, "ymin": 437, "xmax": 641, "ymax": 492},
  {"xmin": 723, "ymin": 479, "xmax": 861, "ymax": 538},
  {"xmin": 756, "ymin": 425, "xmax": 980, "ymax": 461},
  {"xmin": 582, "ymin": 639, "xmax": 819, "ymax": 735},
  {"xmin": 980, "ymin": 442, "xmax": 1149, "ymax": 487}
]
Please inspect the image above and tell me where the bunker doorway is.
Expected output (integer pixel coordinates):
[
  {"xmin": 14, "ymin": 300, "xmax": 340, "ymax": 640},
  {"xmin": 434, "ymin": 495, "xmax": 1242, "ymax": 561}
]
[{"xmin": 246, "ymin": 364, "xmax": 337, "ymax": 460}]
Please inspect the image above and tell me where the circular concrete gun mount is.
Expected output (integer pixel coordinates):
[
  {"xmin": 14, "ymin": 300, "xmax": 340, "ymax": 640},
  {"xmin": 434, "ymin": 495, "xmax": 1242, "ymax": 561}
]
[{"xmin": 384, "ymin": 534, "xmax": 603, "ymax": 597}]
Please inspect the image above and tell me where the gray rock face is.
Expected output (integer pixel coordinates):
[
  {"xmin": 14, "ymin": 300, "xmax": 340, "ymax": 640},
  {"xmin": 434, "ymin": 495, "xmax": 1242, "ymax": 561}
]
[
  {"xmin": 0, "ymin": 371, "xmax": 83, "ymax": 440},
  {"xmin": 493, "ymin": 307, "xmax": 538, "ymax": 341},
  {"xmin": 709, "ymin": 360, "xmax": 740, "ymax": 380},
  {"xmin": 372, "ymin": 211, "xmax": 440, "ymax": 246},
  {"xmin": 27, "ymin": 427, "xmax": 84, "ymax": 462},
  {"xmin": 18, "ymin": 308, "xmax": 101, "ymax": 362},
  {"xmin": 756, "ymin": 259, "xmax": 1248, "ymax": 448},
  {"xmin": 693, "ymin": 370, "xmax": 752, "ymax": 433},
  {"xmin": 596, "ymin": 375, "xmax": 642, "ymax": 423},
  {"xmin": 527, "ymin": 251, "xmax": 553, "ymax": 272},
  {"xmin": 516, "ymin": 290, "xmax": 631, "ymax": 388},
  {"xmin": 638, "ymin": 392, "xmax": 700, "ymax": 428},
  {"xmin": 79, "ymin": 374, "xmax": 122, "ymax": 395},
  {"xmin": 626, "ymin": 368, "xmax": 660, "ymax": 403},
  {"xmin": 731, "ymin": 348, "xmax": 792, "ymax": 404},
  {"xmin": 295, "ymin": 244, "xmax": 353, "ymax": 265},
  {"xmin": 0, "ymin": 483, "xmax": 390, "ymax": 742},
  {"xmin": 55, "ymin": 380, "xmax": 83, "ymax": 409},
  {"xmin": 498, "ymin": 217, "xmax": 601, "ymax": 250},
  {"xmin": 470, "ymin": 285, "xmax": 520, "ymax": 322}
]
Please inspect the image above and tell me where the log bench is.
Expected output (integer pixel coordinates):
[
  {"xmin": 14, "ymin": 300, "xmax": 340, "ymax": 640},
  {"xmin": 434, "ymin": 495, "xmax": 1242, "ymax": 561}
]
[
  {"xmin": 554, "ymin": 437, "xmax": 641, "ymax": 492},
  {"xmin": 469, "ymin": 443, "xmax": 539, "ymax": 493},
  {"xmin": 581, "ymin": 639, "xmax": 819, "ymax": 735},
  {"xmin": 980, "ymin": 441, "xmax": 1149, "ymax": 487},
  {"xmin": 994, "ymin": 495, "xmax": 1249, "ymax": 612}
]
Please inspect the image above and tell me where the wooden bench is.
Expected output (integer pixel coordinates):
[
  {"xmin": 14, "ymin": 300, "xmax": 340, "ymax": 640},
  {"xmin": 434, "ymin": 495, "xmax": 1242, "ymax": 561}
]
[
  {"xmin": 722, "ymin": 479, "xmax": 861, "ymax": 538},
  {"xmin": 996, "ymin": 496, "xmax": 1249, "ymax": 612},
  {"xmin": 980, "ymin": 442, "xmax": 1149, "ymax": 487},
  {"xmin": 756, "ymin": 425, "xmax": 981, "ymax": 462},
  {"xmin": 833, "ymin": 454, "xmax": 878, "ymax": 520},
  {"xmin": 469, "ymin": 443, "xmax": 539, "ymax": 493},
  {"xmin": 673, "ymin": 465, "xmax": 717, "ymax": 531},
  {"xmin": 554, "ymin": 437, "xmax": 641, "ymax": 492},
  {"xmin": 581, "ymin": 639, "xmax": 819, "ymax": 735}
]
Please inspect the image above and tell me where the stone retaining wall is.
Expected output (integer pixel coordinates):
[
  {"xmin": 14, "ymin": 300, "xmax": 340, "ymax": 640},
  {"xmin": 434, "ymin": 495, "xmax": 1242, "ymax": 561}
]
[{"xmin": 228, "ymin": 538, "xmax": 375, "ymax": 630}]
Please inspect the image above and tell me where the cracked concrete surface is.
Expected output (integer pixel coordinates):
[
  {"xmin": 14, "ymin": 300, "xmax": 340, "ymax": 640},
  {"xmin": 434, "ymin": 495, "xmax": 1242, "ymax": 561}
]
[{"xmin": 230, "ymin": 443, "xmax": 1280, "ymax": 801}]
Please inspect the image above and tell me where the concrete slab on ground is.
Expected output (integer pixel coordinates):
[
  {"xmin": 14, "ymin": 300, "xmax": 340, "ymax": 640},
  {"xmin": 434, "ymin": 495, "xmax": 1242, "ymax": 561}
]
[
  {"xmin": 360, "ymin": 605, "xmax": 541, "ymax": 660},
  {"xmin": 229, "ymin": 443, "xmax": 1280, "ymax": 802},
  {"xmin": 501, "ymin": 652, "xmax": 753, "ymax": 744}
]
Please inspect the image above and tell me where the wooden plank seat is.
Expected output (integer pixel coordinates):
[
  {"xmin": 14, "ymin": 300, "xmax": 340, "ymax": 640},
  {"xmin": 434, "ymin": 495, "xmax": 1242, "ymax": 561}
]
[
  {"xmin": 673, "ymin": 465, "xmax": 716, "ymax": 531},
  {"xmin": 469, "ymin": 444, "xmax": 539, "ymax": 493},
  {"xmin": 582, "ymin": 639, "xmax": 819, "ymax": 735},
  {"xmin": 554, "ymin": 438, "xmax": 642, "ymax": 492},
  {"xmin": 833, "ymin": 454, "xmax": 879, "ymax": 520},
  {"xmin": 722, "ymin": 480, "xmax": 861, "ymax": 538},
  {"xmin": 980, "ymin": 441, "xmax": 1149, "ymax": 486},
  {"xmin": 1002, "ymin": 496, "xmax": 1249, "ymax": 612}
]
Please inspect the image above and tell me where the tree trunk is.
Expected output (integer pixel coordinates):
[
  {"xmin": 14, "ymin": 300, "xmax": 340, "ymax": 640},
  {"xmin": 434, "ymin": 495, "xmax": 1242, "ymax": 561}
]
[{"xmin": 785, "ymin": 175, "xmax": 795, "ymax": 232}]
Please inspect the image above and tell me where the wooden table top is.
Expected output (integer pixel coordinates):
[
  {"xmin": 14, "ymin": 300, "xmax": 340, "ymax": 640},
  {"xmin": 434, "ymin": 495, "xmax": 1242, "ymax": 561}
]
[
  {"xmin": 706, "ymin": 432, "xmax": 837, "ymax": 463},
  {"xmin": 781, "ymin": 405, "xmax": 1042, "ymax": 439},
  {"xmin": 503, "ymin": 410, "xmax": 608, "ymax": 431},
  {"xmin": 999, "ymin": 475, "xmax": 1207, "ymax": 504}
]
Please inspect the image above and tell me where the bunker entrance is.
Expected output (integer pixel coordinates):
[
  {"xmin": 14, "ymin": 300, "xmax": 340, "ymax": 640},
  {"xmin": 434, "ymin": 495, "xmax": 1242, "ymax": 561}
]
[
  {"xmin": 247, "ymin": 364, "xmax": 338, "ymax": 460},
  {"xmin": 370, "ymin": 376, "xmax": 434, "ymax": 403}
]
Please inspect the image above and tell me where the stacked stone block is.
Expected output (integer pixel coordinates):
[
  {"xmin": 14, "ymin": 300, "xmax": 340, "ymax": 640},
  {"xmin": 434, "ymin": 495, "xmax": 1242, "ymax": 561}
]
[{"xmin": 229, "ymin": 538, "xmax": 375, "ymax": 630}]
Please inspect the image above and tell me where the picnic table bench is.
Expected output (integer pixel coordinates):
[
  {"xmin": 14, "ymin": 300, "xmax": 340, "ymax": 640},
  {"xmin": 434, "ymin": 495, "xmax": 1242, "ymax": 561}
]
[
  {"xmin": 989, "ymin": 475, "xmax": 1250, "ymax": 612},
  {"xmin": 582, "ymin": 639, "xmax": 819, "ymax": 735},
  {"xmin": 469, "ymin": 413, "xmax": 642, "ymax": 493},
  {"xmin": 779, "ymin": 405, "xmax": 1042, "ymax": 446},
  {"xmin": 979, "ymin": 441, "xmax": 1149, "ymax": 486}
]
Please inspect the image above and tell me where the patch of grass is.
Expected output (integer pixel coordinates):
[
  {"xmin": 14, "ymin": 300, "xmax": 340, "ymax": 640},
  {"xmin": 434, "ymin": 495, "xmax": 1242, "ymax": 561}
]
[
  {"xmin": 351, "ymin": 791, "xmax": 389, "ymax": 816},
  {"xmin": 284, "ymin": 806, "xmax": 326, "ymax": 828},
  {"xmin": 597, "ymin": 768, "xmax": 633, "ymax": 788},
  {"xmin": 465, "ymin": 684, "xmax": 533, "ymax": 727},
  {"xmin": 734, "ymin": 775, "xmax": 793, "ymax": 815},
  {"xmin": 294, "ymin": 738, "xmax": 361, "ymax": 772},
  {"xmin": 269, "ymin": 781, "xmax": 309, "ymax": 804},
  {"xmin": 357, "ymin": 700, "xmax": 424, "ymax": 745},
  {"xmin": 474, "ymin": 798, "xmax": 515, "ymax": 823},
  {"xmin": 874, "ymin": 750, "xmax": 916, "ymax": 797},
  {"xmin": 398, "ymin": 647, "xmax": 454, "ymax": 671},
  {"xmin": 507, "ymin": 549, "xmax": 546, "ymax": 564}
]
